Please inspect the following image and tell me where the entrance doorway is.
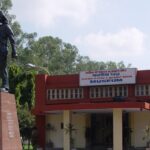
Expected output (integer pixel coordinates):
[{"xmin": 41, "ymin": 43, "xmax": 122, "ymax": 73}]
[
  {"xmin": 86, "ymin": 112, "xmax": 130, "ymax": 149},
  {"xmin": 91, "ymin": 113, "xmax": 113, "ymax": 148}
]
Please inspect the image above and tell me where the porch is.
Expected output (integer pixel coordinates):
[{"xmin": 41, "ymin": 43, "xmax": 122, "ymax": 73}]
[{"xmin": 42, "ymin": 106, "xmax": 150, "ymax": 150}]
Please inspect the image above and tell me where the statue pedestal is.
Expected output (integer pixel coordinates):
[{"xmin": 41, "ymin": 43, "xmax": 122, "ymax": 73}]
[{"xmin": 0, "ymin": 92, "xmax": 22, "ymax": 150}]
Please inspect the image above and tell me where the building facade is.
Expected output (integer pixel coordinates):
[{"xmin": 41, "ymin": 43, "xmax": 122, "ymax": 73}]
[{"xmin": 33, "ymin": 69, "xmax": 150, "ymax": 150}]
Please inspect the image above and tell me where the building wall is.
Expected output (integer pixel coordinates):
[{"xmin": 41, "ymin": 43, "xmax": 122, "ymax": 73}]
[
  {"xmin": 34, "ymin": 71, "xmax": 150, "ymax": 149},
  {"xmin": 130, "ymin": 111, "xmax": 150, "ymax": 147},
  {"xmin": 72, "ymin": 113, "xmax": 86, "ymax": 148},
  {"xmin": 46, "ymin": 113, "xmax": 86, "ymax": 148},
  {"xmin": 46, "ymin": 114, "xmax": 63, "ymax": 148}
]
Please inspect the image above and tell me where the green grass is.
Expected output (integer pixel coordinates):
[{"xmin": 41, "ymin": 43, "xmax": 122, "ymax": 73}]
[{"xmin": 23, "ymin": 144, "xmax": 33, "ymax": 150}]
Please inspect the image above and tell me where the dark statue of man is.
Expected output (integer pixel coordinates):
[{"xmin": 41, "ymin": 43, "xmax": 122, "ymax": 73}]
[{"xmin": 0, "ymin": 11, "xmax": 17, "ymax": 92}]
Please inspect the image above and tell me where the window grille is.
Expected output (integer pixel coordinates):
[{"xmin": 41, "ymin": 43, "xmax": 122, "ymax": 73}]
[
  {"xmin": 47, "ymin": 88, "xmax": 83, "ymax": 100},
  {"xmin": 135, "ymin": 85, "xmax": 150, "ymax": 96},
  {"xmin": 89, "ymin": 86, "xmax": 128, "ymax": 98}
]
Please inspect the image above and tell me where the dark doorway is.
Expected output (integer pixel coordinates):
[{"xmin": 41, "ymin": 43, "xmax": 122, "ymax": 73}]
[
  {"xmin": 123, "ymin": 113, "xmax": 132, "ymax": 148},
  {"xmin": 86, "ymin": 112, "xmax": 131, "ymax": 150},
  {"xmin": 91, "ymin": 113, "xmax": 113, "ymax": 149}
]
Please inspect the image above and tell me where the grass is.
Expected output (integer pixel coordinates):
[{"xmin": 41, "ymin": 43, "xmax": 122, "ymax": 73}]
[{"xmin": 23, "ymin": 144, "xmax": 33, "ymax": 150}]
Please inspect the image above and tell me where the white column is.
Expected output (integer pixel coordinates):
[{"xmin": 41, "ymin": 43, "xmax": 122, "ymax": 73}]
[
  {"xmin": 113, "ymin": 108, "xmax": 123, "ymax": 150},
  {"xmin": 63, "ymin": 110, "xmax": 71, "ymax": 150}
]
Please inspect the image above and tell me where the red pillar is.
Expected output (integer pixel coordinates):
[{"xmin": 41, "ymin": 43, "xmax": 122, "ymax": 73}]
[
  {"xmin": 34, "ymin": 75, "xmax": 48, "ymax": 149},
  {"xmin": 36, "ymin": 115, "xmax": 46, "ymax": 149},
  {"xmin": 35, "ymin": 74, "xmax": 48, "ymax": 113}
]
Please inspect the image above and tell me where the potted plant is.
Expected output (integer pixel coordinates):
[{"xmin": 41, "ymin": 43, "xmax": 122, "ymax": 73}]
[
  {"xmin": 143, "ymin": 125, "xmax": 150, "ymax": 150},
  {"xmin": 64, "ymin": 123, "xmax": 77, "ymax": 150}
]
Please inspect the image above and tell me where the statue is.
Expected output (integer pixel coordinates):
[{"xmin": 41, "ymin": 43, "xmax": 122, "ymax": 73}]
[{"xmin": 0, "ymin": 11, "xmax": 17, "ymax": 92}]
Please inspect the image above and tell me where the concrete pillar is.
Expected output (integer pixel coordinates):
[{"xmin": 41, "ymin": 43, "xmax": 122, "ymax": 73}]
[
  {"xmin": 63, "ymin": 110, "xmax": 71, "ymax": 150},
  {"xmin": 113, "ymin": 108, "xmax": 123, "ymax": 150}
]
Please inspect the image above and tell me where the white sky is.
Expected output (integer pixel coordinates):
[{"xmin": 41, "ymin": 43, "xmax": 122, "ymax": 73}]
[{"xmin": 11, "ymin": 0, "xmax": 150, "ymax": 69}]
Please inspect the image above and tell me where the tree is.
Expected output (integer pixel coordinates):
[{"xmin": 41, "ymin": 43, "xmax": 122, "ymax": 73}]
[
  {"xmin": 9, "ymin": 64, "xmax": 35, "ymax": 150},
  {"xmin": 9, "ymin": 64, "xmax": 35, "ymax": 108},
  {"xmin": 17, "ymin": 35, "xmax": 131, "ymax": 75},
  {"xmin": 19, "ymin": 36, "xmax": 78, "ymax": 75},
  {"xmin": 18, "ymin": 103, "xmax": 35, "ymax": 149},
  {"xmin": 0, "ymin": 0, "xmax": 12, "ymax": 12},
  {"xmin": 75, "ymin": 57, "xmax": 130, "ymax": 73}
]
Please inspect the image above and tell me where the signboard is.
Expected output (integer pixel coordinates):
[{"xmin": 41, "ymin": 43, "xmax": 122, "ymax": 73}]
[{"xmin": 80, "ymin": 68, "xmax": 137, "ymax": 86}]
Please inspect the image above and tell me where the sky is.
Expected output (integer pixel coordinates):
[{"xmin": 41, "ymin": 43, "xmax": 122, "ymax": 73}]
[{"xmin": 10, "ymin": 0, "xmax": 150, "ymax": 69}]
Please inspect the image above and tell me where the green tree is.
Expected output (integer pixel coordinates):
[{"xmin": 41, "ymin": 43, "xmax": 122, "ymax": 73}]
[
  {"xmin": 0, "ymin": 0, "xmax": 12, "ymax": 12},
  {"xmin": 9, "ymin": 64, "xmax": 35, "ymax": 108},
  {"xmin": 18, "ymin": 103, "xmax": 35, "ymax": 150},
  {"xmin": 21, "ymin": 36, "xmax": 78, "ymax": 75},
  {"xmin": 75, "ymin": 57, "xmax": 130, "ymax": 72},
  {"xmin": 19, "ymin": 35, "xmax": 131, "ymax": 75},
  {"xmin": 9, "ymin": 64, "xmax": 35, "ymax": 150}
]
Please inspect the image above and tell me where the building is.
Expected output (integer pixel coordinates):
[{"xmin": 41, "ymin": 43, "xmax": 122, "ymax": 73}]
[{"xmin": 33, "ymin": 68, "xmax": 150, "ymax": 150}]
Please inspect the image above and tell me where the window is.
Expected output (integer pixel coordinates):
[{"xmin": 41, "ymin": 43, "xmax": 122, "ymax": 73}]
[
  {"xmin": 52, "ymin": 89, "xmax": 56, "ymax": 99},
  {"xmin": 109, "ymin": 87, "xmax": 113, "ymax": 97},
  {"xmin": 90, "ymin": 87, "xmax": 95, "ymax": 98},
  {"xmin": 119, "ymin": 86, "xmax": 123, "ymax": 96},
  {"xmin": 65, "ymin": 89, "xmax": 68, "ymax": 99},
  {"xmin": 123, "ymin": 86, "xmax": 127, "ymax": 96},
  {"xmin": 135, "ymin": 85, "xmax": 150, "ymax": 96},
  {"xmin": 114, "ymin": 87, "xmax": 118, "ymax": 96},
  {"xmin": 100, "ymin": 87, "xmax": 104, "ymax": 97},
  {"xmin": 95, "ymin": 87, "xmax": 99, "ymax": 97},
  {"xmin": 57, "ymin": 89, "xmax": 60, "ymax": 99},
  {"xmin": 114, "ymin": 86, "xmax": 128, "ymax": 97},
  {"xmin": 89, "ymin": 86, "xmax": 128, "ymax": 98},
  {"xmin": 105, "ymin": 87, "xmax": 109, "ymax": 97},
  {"xmin": 61, "ymin": 89, "xmax": 64, "ymax": 99},
  {"xmin": 145, "ymin": 85, "xmax": 149, "ymax": 96},
  {"xmin": 47, "ymin": 88, "xmax": 83, "ymax": 100},
  {"xmin": 70, "ymin": 89, "xmax": 74, "ymax": 99}
]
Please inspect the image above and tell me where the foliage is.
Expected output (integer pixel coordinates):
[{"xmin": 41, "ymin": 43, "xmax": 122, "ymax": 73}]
[
  {"xmin": 0, "ymin": 0, "xmax": 12, "ymax": 12},
  {"xmin": 16, "ymin": 35, "xmax": 131, "ymax": 75},
  {"xmin": 9, "ymin": 64, "xmax": 35, "ymax": 109},
  {"xmin": 23, "ymin": 144, "xmax": 33, "ymax": 150},
  {"xmin": 64, "ymin": 123, "xmax": 77, "ymax": 148},
  {"xmin": 9, "ymin": 64, "xmax": 35, "ymax": 150},
  {"xmin": 64, "ymin": 123, "xmax": 77, "ymax": 134},
  {"xmin": 75, "ymin": 56, "xmax": 130, "ymax": 72},
  {"xmin": 18, "ymin": 103, "xmax": 35, "ymax": 140},
  {"xmin": 19, "ymin": 104, "xmax": 35, "ymax": 150}
]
